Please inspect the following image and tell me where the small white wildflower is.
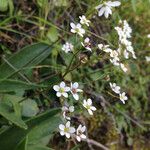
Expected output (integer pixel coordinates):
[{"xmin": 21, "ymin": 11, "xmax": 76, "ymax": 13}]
[
  {"xmin": 83, "ymin": 99, "xmax": 96, "ymax": 115},
  {"xmin": 110, "ymin": 57, "xmax": 120, "ymax": 66},
  {"xmin": 70, "ymin": 82, "xmax": 83, "ymax": 100},
  {"xmin": 70, "ymin": 23, "xmax": 85, "ymax": 37},
  {"xmin": 147, "ymin": 34, "xmax": 150, "ymax": 38},
  {"xmin": 120, "ymin": 63, "xmax": 128, "ymax": 73},
  {"xmin": 109, "ymin": 82, "xmax": 120, "ymax": 94},
  {"xmin": 59, "ymin": 121, "xmax": 75, "ymax": 138},
  {"xmin": 145, "ymin": 56, "xmax": 150, "ymax": 62},
  {"xmin": 98, "ymin": 44, "xmax": 112, "ymax": 53},
  {"xmin": 79, "ymin": 15, "xmax": 90, "ymax": 26},
  {"xmin": 62, "ymin": 105, "xmax": 74, "ymax": 120},
  {"xmin": 76, "ymin": 125, "xmax": 86, "ymax": 142},
  {"xmin": 62, "ymin": 42, "xmax": 74, "ymax": 53},
  {"xmin": 110, "ymin": 50, "xmax": 119, "ymax": 58},
  {"xmin": 95, "ymin": 1, "xmax": 121, "ymax": 18},
  {"xmin": 119, "ymin": 92, "xmax": 128, "ymax": 104},
  {"xmin": 81, "ymin": 38, "xmax": 92, "ymax": 51},
  {"xmin": 123, "ymin": 50, "xmax": 129, "ymax": 59},
  {"xmin": 53, "ymin": 82, "xmax": 70, "ymax": 98}
]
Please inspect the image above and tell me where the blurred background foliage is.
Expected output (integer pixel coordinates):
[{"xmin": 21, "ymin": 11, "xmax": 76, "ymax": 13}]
[{"xmin": 0, "ymin": 0, "xmax": 150, "ymax": 150}]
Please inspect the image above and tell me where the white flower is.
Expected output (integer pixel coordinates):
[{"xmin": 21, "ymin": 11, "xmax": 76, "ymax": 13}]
[
  {"xmin": 62, "ymin": 42, "xmax": 74, "ymax": 53},
  {"xmin": 95, "ymin": 1, "xmax": 121, "ymax": 18},
  {"xmin": 119, "ymin": 92, "xmax": 128, "ymax": 104},
  {"xmin": 123, "ymin": 50, "xmax": 129, "ymax": 59},
  {"xmin": 70, "ymin": 82, "xmax": 83, "ymax": 100},
  {"xmin": 109, "ymin": 82, "xmax": 120, "ymax": 94},
  {"xmin": 147, "ymin": 34, "xmax": 150, "ymax": 38},
  {"xmin": 59, "ymin": 121, "xmax": 76, "ymax": 138},
  {"xmin": 83, "ymin": 99, "xmax": 96, "ymax": 115},
  {"xmin": 110, "ymin": 57, "xmax": 120, "ymax": 66},
  {"xmin": 81, "ymin": 38, "xmax": 92, "ymax": 51},
  {"xmin": 79, "ymin": 15, "xmax": 90, "ymax": 26},
  {"xmin": 120, "ymin": 63, "xmax": 128, "ymax": 73},
  {"xmin": 76, "ymin": 125, "xmax": 86, "ymax": 142},
  {"xmin": 145, "ymin": 56, "xmax": 150, "ymax": 62},
  {"xmin": 53, "ymin": 82, "xmax": 70, "ymax": 98},
  {"xmin": 62, "ymin": 105, "xmax": 74, "ymax": 120},
  {"xmin": 70, "ymin": 23, "xmax": 85, "ymax": 37},
  {"xmin": 115, "ymin": 20, "xmax": 136, "ymax": 59},
  {"xmin": 110, "ymin": 50, "xmax": 119, "ymax": 58},
  {"xmin": 98, "ymin": 44, "xmax": 112, "ymax": 53}
]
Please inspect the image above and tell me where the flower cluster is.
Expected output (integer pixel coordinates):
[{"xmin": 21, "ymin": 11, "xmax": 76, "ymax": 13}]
[
  {"xmin": 109, "ymin": 82, "xmax": 128, "ymax": 104},
  {"xmin": 54, "ymin": 1, "xmax": 136, "ymax": 143},
  {"xmin": 62, "ymin": 42, "xmax": 74, "ymax": 53},
  {"xmin": 98, "ymin": 43, "xmax": 128, "ymax": 72},
  {"xmin": 115, "ymin": 20, "xmax": 136, "ymax": 59},
  {"xmin": 95, "ymin": 1, "xmax": 121, "ymax": 18},
  {"xmin": 53, "ymin": 81, "xmax": 96, "ymax": 141},
  {"xmin": 62, "ymin": 15, "xmax": 92, "ymax": 53}
]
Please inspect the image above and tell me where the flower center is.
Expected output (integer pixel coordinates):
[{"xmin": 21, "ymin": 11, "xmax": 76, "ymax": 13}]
[
  {"xmin": 64, "ymin": 127, "xmax": 69, "ymax": 132},
  {"xmin": 72, "ymin": 88, "xmax": 77, "ymax": 94},
  {"xmin": 59, "ymin": 88, "xmax": 65, "ymax": 93},
  {"xmin": 77, "ymin": 130, "xmax": 82, "ymax": 135},
  {"xmin": 86, "ymin": 105, "xmax": 91, "ymax": 109},
  {"xmin": 75, "ymin": 28, "xmax": 80, "ymax": 33}
]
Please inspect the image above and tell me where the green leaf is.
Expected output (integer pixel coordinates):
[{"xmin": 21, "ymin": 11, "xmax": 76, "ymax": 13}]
[
  {"xmin": 47, "ymin": 27, "xmax": 59, "ymax": 42},
  {"xmin": 0, "ymin": 108, "xmax": 60, "ymax": 150},
  {"xmin": 0, "ymin": 43, "xmax": 52, "ymax": 79},
  {"xmin": 15, "ymin": 137, "xmax": 28, "ymax": 150},
  {"xmin": 0, "ymin": 0, "xmax": 8, "ymax": 12},
  {"xmin": 27, "ymin": 145, "xmax": 53, "ymax": 150},
  {"xmin": 0, "ymin": 79, "xmax": 45, "ymax": 92},
  {"xmin": 0, "ymin": 102, "xmax": 27, "ymax": 129},
  {"xmin": 21, "ymin": 100, "xmax": 39, "ymax": 117}
]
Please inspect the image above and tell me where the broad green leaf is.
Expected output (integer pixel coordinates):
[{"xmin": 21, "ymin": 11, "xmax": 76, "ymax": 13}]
[
  {"xmin": 0, "ymin": 79, "xmax": 45, "ymax": 92},
  {"xmin": 0, "ymin": 102, "xmax": 27, "ymax": 129},
  {"xmin": 15, "ymin": 137, "xmax": 28, "ymax": 150},
  {"xmin": 21, "ymin": 100, "xmax": 39, "ymax": 117},
  {"xmin": 0, "ymin": 43, "xmax": 52, "ymax": 79},
  {"xmin": 0, "ymin": 108, "xmax": 60, "ymax": 150}
]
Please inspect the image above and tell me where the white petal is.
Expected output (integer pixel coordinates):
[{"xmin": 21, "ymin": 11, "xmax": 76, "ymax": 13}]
[
  {"xmin": 88, "ymin": 109, "xmax": 93, "ymax": 115},
  {"xmin": 87, "ymin": 99, "xmax": 92, "ymax": 105},
  {"xmin": 98, "ymin": 7, "xmax": 105, "ymax": 16},
  {"xmin": 65, "ymin": 86, "xmax": 70, "ymax": 92},
  {"xmin": 73, "ymin": 94, "xmax": 79, "ymax": 100},
  {"xmin": 56, "ymin": 92, "xmax": 62, "ymax": 97},
  {"xmin": 60, "ymin": 82, "xmax": 65, "ymax": 88},
  {"xmin": 70, "ymin": 23, "xmax": 75, "ymax": 29},
  {"xmin": 77, "ymin": 125, "xmax": 82, "ymax": 131},
  {"xmin": 62, "ymin": 92, "xmax": 68, "ymax": 98},
  {"xmin": 60, "ymin": 131, "xmax": 65, "ymax": 136},
  {"xmin": 66, "ymin": 121, "xmax": 70, "ymax": 128},
  {"xmin": 81, "ymin": 134, "xmax": 86, "ymax": 139},
  {"xmin": 73, "ymin": 82, "xmax": 79, "ymax": 88},
  {"xmin": 91, "ymin": 106, "xmax": 96, "ymax": 111},
  {"xmin": 65, "ymin": 133, "xmax": 71, "ymax": 138},
  {"xmin": 71, "ymin": 29, "xmax": 76, "ymax": 33},
  {"xmin": 76, "ymin": 136, "xmax": 81, "ymax": 142},
  {"xmin": 77, "ymin": 89, "xmax": 83, "ymax": 92},
  {"xmin": 69, "ymin": 127, "xmax": 76, "ymax": 133},
  {"xmin": 81, "ymin": 126, "xmax": 86, "ymax": 132},
  {"xmin": 59, "ymin": 124, "xmax": 65, "ymax": 130},
  {"xmin": 53, "ymin": 85, "xmax": 60, "ymax": 91}
]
